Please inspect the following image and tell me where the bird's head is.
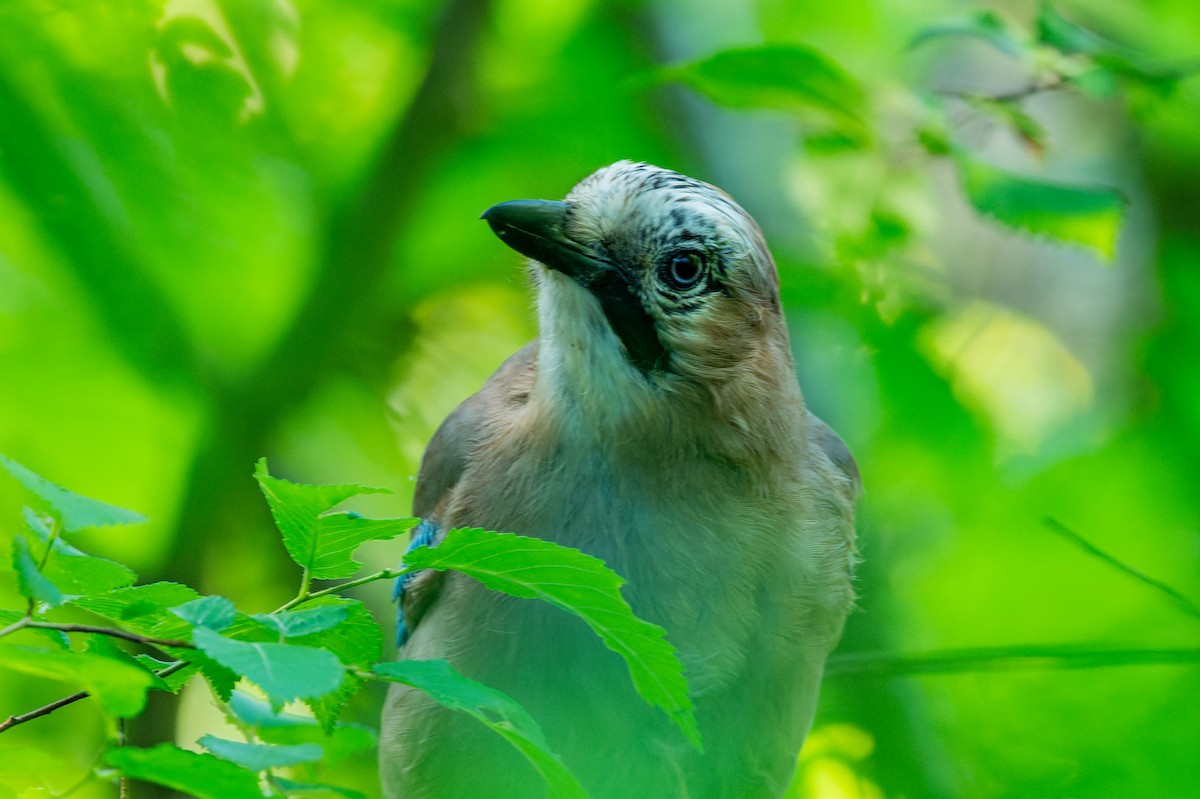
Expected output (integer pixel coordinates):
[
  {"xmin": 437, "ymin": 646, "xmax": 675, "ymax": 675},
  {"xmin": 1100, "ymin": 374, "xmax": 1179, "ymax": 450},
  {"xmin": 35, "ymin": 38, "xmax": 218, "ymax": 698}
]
[{"xmin": 483, "ymin": 161, "xmax": 798, "ymax": 428}]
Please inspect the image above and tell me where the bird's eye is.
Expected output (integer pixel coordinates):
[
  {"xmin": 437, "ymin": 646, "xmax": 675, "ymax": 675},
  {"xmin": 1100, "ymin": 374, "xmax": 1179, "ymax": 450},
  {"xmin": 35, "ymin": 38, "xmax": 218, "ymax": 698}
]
[{"xmin": 664, "ymin": 251, "xmax": 705, "ymax": 289}]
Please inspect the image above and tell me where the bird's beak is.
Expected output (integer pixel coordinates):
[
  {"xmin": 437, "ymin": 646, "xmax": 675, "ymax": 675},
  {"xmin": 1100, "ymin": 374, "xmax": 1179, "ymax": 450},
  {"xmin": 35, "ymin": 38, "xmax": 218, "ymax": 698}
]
[{"xmin": 481, "ymin": 200, "xmax": 613, "ymax": 285}]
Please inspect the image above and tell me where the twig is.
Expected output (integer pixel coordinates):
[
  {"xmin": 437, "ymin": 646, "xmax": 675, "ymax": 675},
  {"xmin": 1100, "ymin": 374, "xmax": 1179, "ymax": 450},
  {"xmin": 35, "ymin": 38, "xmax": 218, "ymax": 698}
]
[
  {"xmin": 1043, "ymin": 517, "xmax": 1200, "ymax": 622},
  {"xmin": 0, "ymin": 689, "xmax": 89, "ymax": 733},
  {"xmin": 826, "ymin": 644, "xmax": 1200, "ymax": 678},
  {"xmin": 23, "ymin": 621, "xmax": 192, "ymax": 651},
  {"xmin": 0, "ymin": 661, "xmax": 188, "ymax": 735}
]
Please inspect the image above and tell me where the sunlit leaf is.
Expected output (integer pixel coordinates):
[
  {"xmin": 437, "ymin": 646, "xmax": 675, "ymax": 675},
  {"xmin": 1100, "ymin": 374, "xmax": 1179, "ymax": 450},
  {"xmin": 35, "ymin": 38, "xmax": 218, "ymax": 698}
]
[
  {"xmin": 254, "ymin": 459, "xmax": 415, "ymax": 579},
  {"xmin": 401, "ymin": 527, "xmax": 700, "ymax": 749},
  {"xmin": 0, "ymin": 645, "xmax": 154, "ymax": 719},
  {"xmin": 105, "ymin": 745, "xmax": 263, "ymax": 799},
  {"xmin": 0, "ymin": 455, "xmax": 146, "ymax": 531},
  {"xmin": 72, "ymin": 582, "xmax": 201, "ymax": 637},
  {"xmin": 200, "ymin": 735, "xmax": 323, "ymax": 771},
  {"xmin": 956, "ymin": 154, "xmax": 1126, "ymax": 258},
  {"xmin": 270, "ymin": 777, "xmax": 366, "ymax": 799},
  {"xmin": 374, "ymin": 660, "xmax": 590, "ymax": 799}
]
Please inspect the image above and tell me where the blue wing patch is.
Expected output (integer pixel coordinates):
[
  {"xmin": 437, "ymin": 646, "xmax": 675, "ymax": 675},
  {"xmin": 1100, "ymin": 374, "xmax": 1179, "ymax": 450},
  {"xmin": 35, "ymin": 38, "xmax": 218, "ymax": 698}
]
[{"xmin": 394, "ymin": 519, "xmax": 442, "ymax": 646}]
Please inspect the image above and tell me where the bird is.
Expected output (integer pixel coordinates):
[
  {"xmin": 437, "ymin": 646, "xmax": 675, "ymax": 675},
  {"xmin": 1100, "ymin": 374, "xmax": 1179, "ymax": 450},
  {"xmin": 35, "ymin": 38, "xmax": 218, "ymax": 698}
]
[{"xmin": 380, "ymin": 161, "xmax": 859, "ymax": 799}]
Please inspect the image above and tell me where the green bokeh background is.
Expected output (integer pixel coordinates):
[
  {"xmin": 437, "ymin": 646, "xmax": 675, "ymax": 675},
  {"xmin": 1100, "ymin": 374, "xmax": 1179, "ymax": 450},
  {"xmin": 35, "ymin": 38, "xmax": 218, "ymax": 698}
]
[{"xmin": 1, "ymin": 0, "xmax": 1197, "ymax": 797}]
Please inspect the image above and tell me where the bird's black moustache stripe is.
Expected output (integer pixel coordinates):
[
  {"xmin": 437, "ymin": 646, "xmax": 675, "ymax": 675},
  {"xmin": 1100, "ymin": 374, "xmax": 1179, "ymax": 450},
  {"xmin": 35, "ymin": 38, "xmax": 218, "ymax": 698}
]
[{"xmin": 587, "ymin": 271, "xmax": 669, "ymax": 374}]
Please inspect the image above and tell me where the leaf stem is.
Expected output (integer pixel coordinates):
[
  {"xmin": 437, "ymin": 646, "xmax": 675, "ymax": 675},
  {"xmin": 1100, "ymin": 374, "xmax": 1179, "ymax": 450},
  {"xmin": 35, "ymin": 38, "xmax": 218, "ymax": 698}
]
[
  {"xmin": 35, "ymin": 514, "xmax": 63, "ymax": 573},
  {"xmin": 276, "ymin": 568, "xmax": 403, "ymax": 612}
]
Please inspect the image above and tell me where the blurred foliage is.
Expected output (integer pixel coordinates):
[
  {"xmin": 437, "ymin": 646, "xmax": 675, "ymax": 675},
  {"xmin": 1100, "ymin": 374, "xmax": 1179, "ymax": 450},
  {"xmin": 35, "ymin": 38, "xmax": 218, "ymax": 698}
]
[{"xmin": 0, "ymin": 0, "xmax": 1198, "ymax": 797}]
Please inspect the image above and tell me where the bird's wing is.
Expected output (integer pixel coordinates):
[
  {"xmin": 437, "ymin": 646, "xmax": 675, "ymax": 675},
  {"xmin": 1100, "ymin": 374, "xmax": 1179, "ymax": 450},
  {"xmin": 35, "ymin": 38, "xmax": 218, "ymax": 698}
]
[
  {"xmin": 807, "ymin": 411, "xmax": 861, "ymax": 502},
  {"xmin": 395, "ymin": 342, "xmax": 539, "ymax": 646}
]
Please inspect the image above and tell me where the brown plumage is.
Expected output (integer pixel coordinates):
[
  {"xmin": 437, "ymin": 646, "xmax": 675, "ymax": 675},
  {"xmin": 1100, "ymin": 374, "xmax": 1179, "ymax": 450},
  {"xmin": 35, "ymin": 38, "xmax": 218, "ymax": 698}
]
[{"xmin": 381, "ymin": 161, "xmax": 858, "ymax": 799}]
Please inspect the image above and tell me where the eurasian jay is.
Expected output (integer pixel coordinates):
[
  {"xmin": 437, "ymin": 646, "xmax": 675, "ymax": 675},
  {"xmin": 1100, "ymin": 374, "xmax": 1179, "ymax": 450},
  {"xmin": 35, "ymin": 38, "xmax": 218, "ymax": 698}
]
[{"xmin": 381, "ymin": 161, "xmax": 859, "ymax": 799}]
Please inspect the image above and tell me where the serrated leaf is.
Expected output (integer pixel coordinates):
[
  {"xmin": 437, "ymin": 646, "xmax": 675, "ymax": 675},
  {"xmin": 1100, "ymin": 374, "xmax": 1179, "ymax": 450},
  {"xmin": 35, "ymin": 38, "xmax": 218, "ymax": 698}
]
[
  {"xmin": 200, "ymin": 735, "xmax": 323, "ymax": 771},
  {"xmin": 11, "ymin": 535, "xmax": 63, "ymax": 607},
  {"xmin": 104, "ymin": 745, "xmax": 263, "ymax": 799},
  {"xmin": 252, "ymin": 605, "xmax": 348, "ymax": 639},
  {"xmin": 0, "ymin": 455, "xmax": 146, "ymax": 532},
  {"xmin": 193, "ymin": 627, "xmax": 344, "ymax": 709},
  {"xmin": 374, "ymin": 660, "xmax": 590, "ymax": 799},
  {"xmin": 72, "ymin": 582, "xmax": 201, "ymax": 637},
  {"xmin": 172, "ymin": 595, "xmax": 237, "ymax": 632},
  {"xmin": 910, "ymin": 11, "xmax": 1026, "ymax": 58},
  {"xmin": 956, "ymin": 154, "xmax": 1126, "ymax": 259},
  {"xmin": 288, "ymin": 597, "xmax": 380, "ymax": 668},
  {"xmin": 401, "ymin": 528, "xmax": 700, "ymax": 750},
  {"xmin": 662, "ymin": 44, "xmax": 866, "ymax": 128},
  {"xmin": 254, "ymin": 459, "xmax": 415, "ymax": 579},
  {"xmin": 0, "ymin": 645, "xmax": 154, "ymax": 719}
]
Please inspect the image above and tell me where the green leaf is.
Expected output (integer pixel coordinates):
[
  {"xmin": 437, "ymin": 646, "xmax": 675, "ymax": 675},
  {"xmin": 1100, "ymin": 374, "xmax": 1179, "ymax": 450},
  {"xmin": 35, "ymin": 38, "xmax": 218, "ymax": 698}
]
[
  {"xmin": 0, "ymin": 645, "xmax": 154, "ymax": 719},
  {"xmin": 133, "ymin": 654, "xmax": 193, "ymax": 692},
  {"xmin": 227, "ymin": 689, "xmax": 314, "ymax": 728},
  {"xmin": 254, "ymin": 459, "xmax": 415, "ymax": 579},
  {"xmin": 15, "ymin": 512, "xmax": 138, "ymax": 603},
  {"xmin": 270, "ymin": 777, "xmax": 366, "ymax": 799},
  {"xmin": 11, "ymin": 535, "xmax": 63, "ymax": 607},
  {"xmin": 227, "ymin": 691, "xmax": 377, "ymax": 764},
  {"xmin": 909, "ymin": 11, "xmax": 1026, "ymax": 58},
  {"xmin": 200, "ymin": 735, "xmax": 323, "ymax": 771},
  {"xmin": 662, "ymin": 44, "xmax": 866, "ymax": 128},
  {"xmin": 72, "ymin": 582, "xmax": 201, "ymax": 637},
  {"xmin": 956, "ymin": 154, "xmax": 1126, "ymax": 259},
  {"xmin": 401, "ymin": 527, "xmax": 701, "ymax": 750},
  {"xmin": 104, "ymin": 745, "xmax": 263, "ymax": 799},
  {"xmin": 374, "ymin": 660, "xmax": 591, "ymax": 799},
  {"xmin": 1036, "ymin": 4, "xmax": 1107, "ymax": 56},
  {"xmin": 0, "ymin": 747, "xmax": 63, "ymax": 779},
  {"xmin": 192, "ymin": 627, "xmax": 345, "ymax": 709},
  {"xmin": 252, "ymin": 605, "xmax": 348, "ymax": 639},
  {"xmin": 0, "ymin": 455, "xmax": 146, "ymax": 532},
  {"xmin": 172, "ymin": 595, "xmax": 238, "ymax": 632},
  {"xmin": 288, "ymin": 597, "xmax": 381, "ymax": 668}
]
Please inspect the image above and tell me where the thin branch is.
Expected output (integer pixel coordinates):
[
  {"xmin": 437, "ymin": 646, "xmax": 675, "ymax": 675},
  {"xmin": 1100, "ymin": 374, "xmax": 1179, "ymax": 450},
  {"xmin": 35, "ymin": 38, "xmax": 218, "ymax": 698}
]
[
  {"xmin": 0, "ymin": 689, "xmax": 89, "ymax": 733},
  {"xmin": 0, "ymin": 615, "xmax": 29, "ymax": 640},
  {"xmin": 0, "ymin": 660, "xmax": 188, "ymax": 735},
  {"xmin": 278, "ymin": 568, "xmax": 404, "ymax": 612},
  {"xmin": 1044, "ymin": 517, "xmax": 1200, "ymax": 622},
  {"xmin": 23, "ymin": 621, "xmax": 193, "ymax": 651},
  {"xmin": 826, "ymin": 645, "xmax": 1200, "ymax": 678}
]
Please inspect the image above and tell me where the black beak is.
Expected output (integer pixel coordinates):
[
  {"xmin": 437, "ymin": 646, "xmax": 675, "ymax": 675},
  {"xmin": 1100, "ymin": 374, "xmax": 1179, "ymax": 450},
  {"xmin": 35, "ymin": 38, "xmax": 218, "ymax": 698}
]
[
  {"xmin": 481, "ymin": 200, "xmax": 612, "ymax": 285},
  {"xmin": 481, "ymin": 199, "xmax": 668, "ymax": 374}
]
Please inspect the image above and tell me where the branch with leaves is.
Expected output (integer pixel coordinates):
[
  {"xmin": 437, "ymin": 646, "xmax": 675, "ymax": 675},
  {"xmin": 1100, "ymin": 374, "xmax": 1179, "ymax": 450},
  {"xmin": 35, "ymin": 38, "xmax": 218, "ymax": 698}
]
[{"xmin": 0, "ymin": 456, "xmax": 700, "ymax": 798}]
